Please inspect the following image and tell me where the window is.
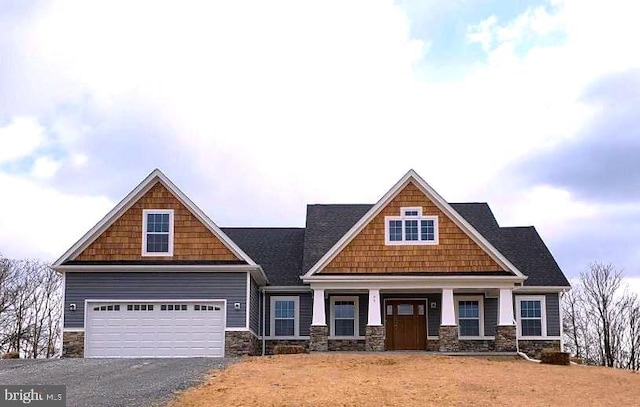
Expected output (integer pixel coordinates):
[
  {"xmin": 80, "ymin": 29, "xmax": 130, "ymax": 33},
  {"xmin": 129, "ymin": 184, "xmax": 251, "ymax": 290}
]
[
  {"xmin": 516, "ymin": 296, "xmax": 547, "ymax": 337},
  {"xmin": 270, "ymin": 296, "xmax": 299, "ymax": 337},
  {"xmin": 142, "ymin": 209, "xmax": 174, "ymax": 256},
  {"xmin": 330, "ymin": 296, "xmax": 359, "ymax": 337},
  {"xmin": 385, "ymin": 207, "xmax": 438, "ymax": 245},
  {"xmin": 455, "ymin": 296, "xmax": 484, "ymax": 337}
]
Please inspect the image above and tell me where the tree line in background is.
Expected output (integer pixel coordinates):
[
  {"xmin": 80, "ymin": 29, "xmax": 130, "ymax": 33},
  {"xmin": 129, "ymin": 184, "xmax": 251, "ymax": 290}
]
[
  {"xmin": 0, "ymin": 254, "xmax": 61, "ymax": 358},
  {"xmin": 563, "ymin": 262, "xmax": 640, "ymax": 370}
]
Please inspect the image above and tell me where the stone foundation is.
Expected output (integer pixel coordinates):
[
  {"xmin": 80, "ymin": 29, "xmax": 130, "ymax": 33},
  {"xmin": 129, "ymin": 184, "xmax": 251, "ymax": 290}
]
[
  {"xmin": 328, "ymin": 339, "xmax": 366, "ymax": 351},
  {"xmin": 225, "ymin": 331, "xmax": 259, "ymax": 357},
  {"xmin": 426, "ymin": 339, "xmax": 440, "ymax": 351},
  {"xmin": 309, "ymin": 325, "xmax": 328, "ymax": 352},
  {"xmin": 62, "ymin": 331, "xmax": 84, "ymax": 358},
  {"xmin": 518, "ymin": 340, "xmax": 561, "ymax": 359},
  {"xmin": 495, "ymin": 325, "xmax": 517, "ymax": 352},
  {"xmin": 365, "ymin": 325, "xmax": 385, "ymax": 352},
  {"xmin": 438, "ymin": 325, "xmax": 459, "ymax": 352},
  {"xmin": 264, "ymin": 340, "xmax": 310, "ymax": 355},
  {"xmin": 458, "ymin": 339, "xmax": 495, "ymax": 352}
]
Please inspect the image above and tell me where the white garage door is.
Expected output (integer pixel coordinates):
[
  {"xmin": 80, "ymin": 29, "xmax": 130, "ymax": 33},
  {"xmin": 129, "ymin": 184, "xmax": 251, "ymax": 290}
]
[{"xmin": 85, "ymin": 301, "xmax": 225, "ymax": 358}]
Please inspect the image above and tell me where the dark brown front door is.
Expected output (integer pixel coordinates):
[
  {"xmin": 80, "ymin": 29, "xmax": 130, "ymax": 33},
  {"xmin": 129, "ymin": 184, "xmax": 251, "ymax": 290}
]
[{"xmin": 385, "ymin": 300, "xmax": 427, "ymax": 350}]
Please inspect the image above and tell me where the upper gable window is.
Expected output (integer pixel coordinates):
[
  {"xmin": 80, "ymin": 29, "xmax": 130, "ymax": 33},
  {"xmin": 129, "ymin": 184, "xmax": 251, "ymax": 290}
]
[
  {"xmin": 142, "ymin": 209, "xmax": 174, "ymax": 256},
  {"xmin": 384, "ymin": 207, "xmax": 438, "ymax": 245}
]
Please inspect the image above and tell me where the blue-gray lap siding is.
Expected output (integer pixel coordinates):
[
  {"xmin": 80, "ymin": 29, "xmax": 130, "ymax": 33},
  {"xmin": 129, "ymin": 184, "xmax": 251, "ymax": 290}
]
[
  {"xmin": 64, "ymin": 272, "xmax": 248, "ymax": 329},
  {"xmin": 250, "ymin": 276, "xmax": 260, "ymax": 333},
  {"xmin": 264, "ymin": 292, "xmax": 313, "ymax": 336}
]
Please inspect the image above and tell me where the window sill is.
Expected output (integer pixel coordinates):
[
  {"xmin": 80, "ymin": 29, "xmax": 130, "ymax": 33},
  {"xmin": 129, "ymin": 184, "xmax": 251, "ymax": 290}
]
[
  {"xmin": 264, "ymin": 336, "xmax": 310, "ymax": 340},
  {"xmin": 142, "ymin": 252, "xmax": 173, "ymax": 257},
  {"xmin": 518, "ymin": 336, "xmax": 560, "ymax": 340},
  {"xmin": 459, "ymin": 336, "xmax": 495, "ymax": 340},
  {"xmin": 328, "ymin": 336, "xmax": 365, "ymax": 340}
]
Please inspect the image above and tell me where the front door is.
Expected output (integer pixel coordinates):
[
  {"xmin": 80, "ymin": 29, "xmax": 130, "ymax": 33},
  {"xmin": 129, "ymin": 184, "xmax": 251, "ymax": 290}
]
[{"xmin": 385, "ymin": 300, "xmax": 427, "ymax": 350}]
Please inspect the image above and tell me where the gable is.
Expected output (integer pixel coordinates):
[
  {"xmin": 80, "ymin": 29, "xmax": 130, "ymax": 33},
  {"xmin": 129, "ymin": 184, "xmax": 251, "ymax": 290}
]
[
  {"xmin": 75, "ymin": 182, "xmax": 241, "ymax": 262},
  {"xmin": 320, "ymin": 182, "xmax": 505, "ymax": 273}
]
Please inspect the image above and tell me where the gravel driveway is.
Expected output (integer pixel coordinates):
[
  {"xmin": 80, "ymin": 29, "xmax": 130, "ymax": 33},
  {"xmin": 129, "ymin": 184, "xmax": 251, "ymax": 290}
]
[{"xmin": 0, "ymin": 358, "xmax": 235, "ymax": 407}]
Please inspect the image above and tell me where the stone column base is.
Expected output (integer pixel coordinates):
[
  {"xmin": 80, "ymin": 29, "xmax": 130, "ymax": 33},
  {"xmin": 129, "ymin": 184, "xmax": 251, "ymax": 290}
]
[
  {"xmin": 438, "ymin": 325, "xmax": 459, "ymax": 352},
  {"xmin": 63, "ymin": 331, "xmax": 85, "ymax": 358},
  {"xmin": 365, "ymin": 325, "xmax": 385, "ymax": 351},
  {"xmin": 309, "ymin": 325, "xmax": 328, "ymax": 352},
  {"xmin": 225, "ymin": 331, "xmax": 259, "ymax": 357},
  {"xmin": 495, "ymin": 325, "xmax": 517, "ymax": 352}
]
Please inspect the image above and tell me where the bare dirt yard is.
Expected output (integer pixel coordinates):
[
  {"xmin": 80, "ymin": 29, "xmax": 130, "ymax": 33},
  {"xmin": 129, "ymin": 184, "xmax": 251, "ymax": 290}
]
[{"xmin": 168, "ymin": 353, "xmax": 640, "ymax": 407}]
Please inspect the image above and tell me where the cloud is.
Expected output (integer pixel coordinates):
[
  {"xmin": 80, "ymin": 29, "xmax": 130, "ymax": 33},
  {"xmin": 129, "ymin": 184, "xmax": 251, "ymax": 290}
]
[
  {"xmin": 512, "ymin": 69, "xmax": 640, "ymax": 203},
  {"xmin": 0, "ymin": 117, "xmax": 46, "ymax": 163}
]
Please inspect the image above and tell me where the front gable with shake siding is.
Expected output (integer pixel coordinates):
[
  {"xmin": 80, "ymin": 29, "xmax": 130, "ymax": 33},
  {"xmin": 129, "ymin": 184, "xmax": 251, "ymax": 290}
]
[{"xmin": 54, "ymin": 169, "xmax": 570, "ymax": 358}]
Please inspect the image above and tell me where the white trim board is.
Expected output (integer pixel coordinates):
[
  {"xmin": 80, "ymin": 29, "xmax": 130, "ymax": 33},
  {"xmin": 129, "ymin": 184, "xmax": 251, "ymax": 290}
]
[
  {"xmin": 52, "ymin": 169, "xmax": 266, "ymax": 282},
  {"xmin": 302, "ymin": 169, "xmax": 527, "ymax": 280}
]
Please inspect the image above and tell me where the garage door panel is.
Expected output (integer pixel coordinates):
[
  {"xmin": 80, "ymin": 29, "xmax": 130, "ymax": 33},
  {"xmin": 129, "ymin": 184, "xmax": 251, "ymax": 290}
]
[{"xmin": 86, "ymin": 301, "xmax": 226, "ymax": 358}]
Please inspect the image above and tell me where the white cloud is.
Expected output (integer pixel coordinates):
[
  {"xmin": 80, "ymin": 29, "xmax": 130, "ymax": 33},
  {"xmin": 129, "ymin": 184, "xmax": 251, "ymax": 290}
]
[
  {"xmin": 0, "ymin": 172, "xmax": 113, "ymax": 261},
  {"xmin": 31, "ymin": 156, "xmax": 63, "ymax": 179},
  {"xmin": 0, "ymin": 117, "xmax": 46, "ymax": 163}
]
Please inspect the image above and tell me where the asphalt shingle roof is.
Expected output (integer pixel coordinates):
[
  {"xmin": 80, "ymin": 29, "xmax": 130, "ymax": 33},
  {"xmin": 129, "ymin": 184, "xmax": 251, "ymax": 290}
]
[{"xmin": 223, "ymin": 203, "xmax": 569, "ymax": 287}]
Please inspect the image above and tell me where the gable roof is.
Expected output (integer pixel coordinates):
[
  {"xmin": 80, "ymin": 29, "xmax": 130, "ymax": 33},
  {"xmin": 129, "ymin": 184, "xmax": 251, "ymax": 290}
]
[
  {"xmin": 303, "ymin": 170, "xmax": 526, "ymax": 279},
  {"xmin": 53, "ymin": 169, "xmax": 258, "ymax": 269},
  {"xmin": 222, "ymin": 228, "xmax": 305, "ymax": 286},
  {"xmin": 295, "ymin": 203, "xmax": 567, "ymax": 287}
]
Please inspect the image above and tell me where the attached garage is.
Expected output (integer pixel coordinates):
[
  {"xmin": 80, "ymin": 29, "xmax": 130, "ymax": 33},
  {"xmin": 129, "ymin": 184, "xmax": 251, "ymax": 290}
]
[{"xmin": 85, "ymin": 300, "xmax": 226, "ymax": 358}]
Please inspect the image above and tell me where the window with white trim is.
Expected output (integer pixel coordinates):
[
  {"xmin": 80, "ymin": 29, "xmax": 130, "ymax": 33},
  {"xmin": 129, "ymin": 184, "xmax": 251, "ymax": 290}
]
[
  {"xmin": 330, "ymin": 296, "xmax": 359, "ymax": 337},
  {"xmin": 385, "ymin": 207, "xmax": 438, "ymax": 245},
  {"xmin": 142, "ymin": 209, "xmax": 174, "ymax": 256},
  {"xmin": 455, "ymin": 296, "xmax": 484, "ymax": 337},
  {"xmin": 516, "ymin": 296, "xmax": 547, "ymax": 337},
  {"xmin": 270, "ymin": 296, "xmax": 299, "ymax": 337}
]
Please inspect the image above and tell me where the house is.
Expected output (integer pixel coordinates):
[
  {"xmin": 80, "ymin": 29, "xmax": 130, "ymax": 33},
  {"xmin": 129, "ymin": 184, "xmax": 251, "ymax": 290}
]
[{"xmin": 54, "ymin": 169, "xmax": 570, "ymax": 358}]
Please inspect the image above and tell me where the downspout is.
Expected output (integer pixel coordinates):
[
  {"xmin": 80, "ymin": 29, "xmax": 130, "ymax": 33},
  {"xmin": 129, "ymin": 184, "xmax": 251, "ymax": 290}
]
[{"xmin": 261, "ymin": 289, "xmax": 266, "ymax": 356}]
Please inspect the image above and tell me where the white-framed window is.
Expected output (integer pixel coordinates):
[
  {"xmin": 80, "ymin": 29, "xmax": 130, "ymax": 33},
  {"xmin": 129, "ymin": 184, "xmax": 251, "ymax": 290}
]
[
  {"xmin": 330, "ymin": 296, "xmax": 359, "ymax": 337},
  {"xmin": 516, "ymin": 295, "xmax": 547, "ymax": 338},
  {"xmin": 142, "ymin": 209, "xmax": 174, "ymax": 256},
  {"xmin": 270, "ymin": 296, "xmax": 299, "ymax": 337},
  {"xmin": 384, "ymin": 207, "xmax": 438, "ymax": 245},
  {"xmin": 455, "ymin": 296, "xmax": 484, "ymax": 338}
]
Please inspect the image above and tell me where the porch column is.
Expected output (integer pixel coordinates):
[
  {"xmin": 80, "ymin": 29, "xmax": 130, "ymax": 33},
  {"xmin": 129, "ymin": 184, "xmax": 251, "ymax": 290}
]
[
  {"xmin": 310, "ymin": 289, "xmax": 328, "ymax": 352},
  {"xmin": 439, "ymin": 288, "xmax": 459, "ymax": 352},
  {"xmin": 495, "ymin": 288, "xmax": 517, "ymax": 352},
  {"xmin": 365, "ymin": 289, "xmax": 384, "ymax": 352}
]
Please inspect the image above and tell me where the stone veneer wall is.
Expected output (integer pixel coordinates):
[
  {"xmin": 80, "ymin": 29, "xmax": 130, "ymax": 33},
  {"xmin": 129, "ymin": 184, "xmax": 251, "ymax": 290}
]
[
  {"xmin": 225, "ymin": 331, "xmax": 260, "ymax": 357},
  {"xmin": 309, "ymin": 326, "xmax": 328, "ymax": 352},
  {"xmin": 458, "ymin": 339, "xmax": 495, "ymax": 352},
  {"xmin": 518, "ymin": 340, "xmax": 561, "ymax": 359},
  {"xmin": 328, "ymin": 339, "xmax": 366, "ymax": 351},
  {"xmin": 365, "ymin": 326, "xmax": 385, "ymax": 351},
  {"xmin": 62, "ymin": 332, "xmax": 84, "ymax": 358},
  {"xmin": 264, "ymin": 340, "xmax": 310, "ymax": 355},
  {"xmin": 438, "ymin": 326, "xmax": 459, "ymax": 352},
  {"xmin": 495, "ymin": 325, "xmax": 517, "ymax": 352}
]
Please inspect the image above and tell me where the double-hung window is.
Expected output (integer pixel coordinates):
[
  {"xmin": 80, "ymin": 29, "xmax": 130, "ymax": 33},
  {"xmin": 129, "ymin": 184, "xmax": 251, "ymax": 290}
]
[
  {"xmin": 456, "ymin": 296, "xmax": 484, "ymax": 337},
  {"xmin": 516, "ymin": 296, "xmax": 547, "ymax": 337},
  {"xmin": 385, "ymin": 207, "xmax": 438, "ymax": 245},
  {"xmin": 270, "ymin": 296, "xmax": 299, "ymax": 337},
  {"xmin": 330, "ymin": 296, "xmax": 359, "ymax": 337},
  {"xmin": 142, "ymin": 209, "xmax": 174, "ymax": 256}
]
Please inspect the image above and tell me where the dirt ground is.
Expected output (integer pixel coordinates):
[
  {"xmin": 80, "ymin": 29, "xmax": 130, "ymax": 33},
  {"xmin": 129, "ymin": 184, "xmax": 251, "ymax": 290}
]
[{"xmin": 168, "ymin": 353, "xmax": 640, "ymax": 407}]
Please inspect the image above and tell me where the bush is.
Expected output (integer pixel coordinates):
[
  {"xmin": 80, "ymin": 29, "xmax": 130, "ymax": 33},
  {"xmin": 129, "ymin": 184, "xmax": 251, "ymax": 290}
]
[
  {"xmin": 540, "ymin": 348, "xmax": 570, "ymax": 365},
  {"xmin": 273, "ymin": 345, "xmax": 307, "ymax": 355},
  {"xmin": 1, "ymin": 352, "xmax": 20, "ymax": 359}
]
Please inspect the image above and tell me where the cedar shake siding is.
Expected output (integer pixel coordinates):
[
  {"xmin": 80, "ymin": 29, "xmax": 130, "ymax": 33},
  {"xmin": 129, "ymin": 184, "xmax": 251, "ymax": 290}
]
[
  {"xmin": 322, "ymin": 182, "xmax": 504, "ymax": 273},
  {"xmin": 64, "ymin": 272, "xmax": 248, "ymax": 328},
  {"xmin": 76, "ymin": 182, "xmax": 240, "ymax": 261}
]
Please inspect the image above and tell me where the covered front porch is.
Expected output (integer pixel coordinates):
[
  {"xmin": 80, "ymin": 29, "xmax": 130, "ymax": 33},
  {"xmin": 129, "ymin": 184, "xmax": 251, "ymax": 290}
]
[{"xmin": 306, "ymin": 276, "xmax": 520, "ymax": 353}]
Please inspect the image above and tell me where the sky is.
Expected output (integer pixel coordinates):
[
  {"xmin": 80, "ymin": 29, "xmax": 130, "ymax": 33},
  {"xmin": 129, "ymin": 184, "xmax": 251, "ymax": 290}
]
[{"xmin": 0, "ymin": 0, "xmax": 639, "ymax": 286}]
